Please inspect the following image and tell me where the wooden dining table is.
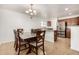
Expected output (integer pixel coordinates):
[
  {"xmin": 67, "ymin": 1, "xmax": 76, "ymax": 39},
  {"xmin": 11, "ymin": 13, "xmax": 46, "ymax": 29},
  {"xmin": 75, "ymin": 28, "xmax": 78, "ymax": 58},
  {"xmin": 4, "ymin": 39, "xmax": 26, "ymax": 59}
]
[
  {"xmin": 20, "ymin": 32, "xmax": 36, "ymax": 43},
  {"xmin": 20, "ymin": 32, "xmax": 36, "ymax": 39}
]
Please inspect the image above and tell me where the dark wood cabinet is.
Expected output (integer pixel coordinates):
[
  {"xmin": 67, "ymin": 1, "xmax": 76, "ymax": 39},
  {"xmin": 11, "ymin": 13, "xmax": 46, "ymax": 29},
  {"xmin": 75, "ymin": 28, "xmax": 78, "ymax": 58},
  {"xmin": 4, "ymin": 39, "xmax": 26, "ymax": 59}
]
[
  {"xmin": 54, "ymin": 30, "xmax": 57, "ymax": 41},
  {"xmin": 58, "ymin": 17, "xmax": 79, "ymax": 26},
  {"xmin": 58, "ymin": 17, "xmax": 79, "ymax": 38},
  {"xmin": 66, "ymin": 29, "xmax": 71, "ymax": 38},
  {"xmin": 57, "ymin": 31, "xmax": 65, "ymax": 38}
]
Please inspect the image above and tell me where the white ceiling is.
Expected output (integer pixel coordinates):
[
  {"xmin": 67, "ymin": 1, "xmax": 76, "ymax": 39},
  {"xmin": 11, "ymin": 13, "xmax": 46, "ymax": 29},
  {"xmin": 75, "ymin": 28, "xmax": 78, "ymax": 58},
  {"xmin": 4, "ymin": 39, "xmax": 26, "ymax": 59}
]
[{"xmin": 0, "ymin": 4, "xmax": 79, "ymax": 18}]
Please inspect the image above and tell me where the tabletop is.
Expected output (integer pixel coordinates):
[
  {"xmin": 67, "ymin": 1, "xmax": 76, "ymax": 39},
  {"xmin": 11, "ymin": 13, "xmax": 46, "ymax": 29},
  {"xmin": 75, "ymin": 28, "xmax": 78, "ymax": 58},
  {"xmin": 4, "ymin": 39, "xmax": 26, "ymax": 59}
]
[{"xmin": 20, "ymin": 32, "xmax": 36, "ymax": 39}]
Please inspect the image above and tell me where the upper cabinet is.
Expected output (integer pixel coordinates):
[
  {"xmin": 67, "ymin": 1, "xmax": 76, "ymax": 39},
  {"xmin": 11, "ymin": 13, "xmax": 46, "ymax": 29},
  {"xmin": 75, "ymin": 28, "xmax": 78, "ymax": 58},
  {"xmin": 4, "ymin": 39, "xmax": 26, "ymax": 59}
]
[{"xmin": 58, "ymin": 17, "xmax": 79, "ymax": 26}]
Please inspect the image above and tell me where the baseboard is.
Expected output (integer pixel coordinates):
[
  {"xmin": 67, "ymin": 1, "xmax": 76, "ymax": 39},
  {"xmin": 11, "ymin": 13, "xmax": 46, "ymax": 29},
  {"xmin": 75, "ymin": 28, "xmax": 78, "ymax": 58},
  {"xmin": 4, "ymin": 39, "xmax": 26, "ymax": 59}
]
[
  {"xmin": 0, "ymin": 40, "xmax": 14, "ymax": 45},
  {"xmin": 0, "ymin": 43, "xmax": 1, "ymax": 45},
  {"xmin": 71, "ymin": 47, "xmax": 79, "ymax": 52}
]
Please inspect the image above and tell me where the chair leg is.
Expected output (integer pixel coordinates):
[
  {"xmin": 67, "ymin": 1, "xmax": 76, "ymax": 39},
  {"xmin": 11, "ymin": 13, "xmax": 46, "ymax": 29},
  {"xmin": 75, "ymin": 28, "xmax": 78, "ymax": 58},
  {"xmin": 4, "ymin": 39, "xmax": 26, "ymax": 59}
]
[
  {"xmin": 18, "ymin": 47, "xmax": 20, "ymax": 55},
  {"xmin": 15, "ymin": 45, "xmax": 17, "ymax": 51},
  {"xmin": 36, "ymin": 47, "xmax": 38, "ymax": 55},
  {"xmin": 26, "ymin": 44, "xmax": 31, "ymax": 54},
  {"xmin": 17, "ymin": 44, "xmax": 20, "ymax": 55},
  {"xmin": 15, "ymin": 43, "xmax": 18, "ymax": 51},
  {"xmin": 43, "ymin": 45, "xmax": 45, "ymax": 55}
]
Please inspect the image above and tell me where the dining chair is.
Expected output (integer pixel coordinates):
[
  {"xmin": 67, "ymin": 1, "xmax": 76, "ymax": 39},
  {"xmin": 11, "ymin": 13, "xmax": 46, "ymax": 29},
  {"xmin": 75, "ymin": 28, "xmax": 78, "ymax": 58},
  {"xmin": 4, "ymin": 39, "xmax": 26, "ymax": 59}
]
[
  {"xmin": 13, "ymin": 29, "xmax": 29, "ymax": 55},
  {"xmin": 29, "ymin": 30, "xmax": 46, "ymax": 55}
]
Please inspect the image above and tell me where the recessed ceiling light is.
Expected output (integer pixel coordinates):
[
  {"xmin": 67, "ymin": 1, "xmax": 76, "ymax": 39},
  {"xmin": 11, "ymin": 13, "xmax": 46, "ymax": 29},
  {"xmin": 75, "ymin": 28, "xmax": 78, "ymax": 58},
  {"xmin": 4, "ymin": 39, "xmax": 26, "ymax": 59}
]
[{"xmin": 65, "ymin": 8, "xmax": 69, "ymax": 11}]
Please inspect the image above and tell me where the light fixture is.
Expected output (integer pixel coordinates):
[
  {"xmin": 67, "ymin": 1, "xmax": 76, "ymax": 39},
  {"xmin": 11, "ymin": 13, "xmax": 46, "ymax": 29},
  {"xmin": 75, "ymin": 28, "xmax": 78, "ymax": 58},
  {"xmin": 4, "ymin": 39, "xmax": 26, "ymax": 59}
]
[
  {"xmin": 25, "ymin": 4, "xmax": 37, "ymax": 19},
  {"xmin": 65, "ymin": 8, "xmax": 69, "ymax": 11},
  {"xmin": 65, "ymin": 8, "xmax": 72, "ymax": 15}
]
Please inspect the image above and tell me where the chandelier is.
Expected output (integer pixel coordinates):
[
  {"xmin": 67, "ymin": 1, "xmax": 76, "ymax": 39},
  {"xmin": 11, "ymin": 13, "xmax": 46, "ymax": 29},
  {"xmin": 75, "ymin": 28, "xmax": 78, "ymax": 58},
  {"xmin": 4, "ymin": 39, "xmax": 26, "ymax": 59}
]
[{"xmin": 25, "ymin": 4, "xmax": 37, "ymax": 19}]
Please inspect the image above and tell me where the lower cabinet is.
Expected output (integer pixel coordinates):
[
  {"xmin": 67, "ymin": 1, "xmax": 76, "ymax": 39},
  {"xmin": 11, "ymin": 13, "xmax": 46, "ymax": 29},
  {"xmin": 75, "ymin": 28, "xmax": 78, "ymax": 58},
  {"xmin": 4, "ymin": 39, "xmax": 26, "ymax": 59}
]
[{"xmin": 54, "ymin": 30, "xmax": 58, "ymax": 41}]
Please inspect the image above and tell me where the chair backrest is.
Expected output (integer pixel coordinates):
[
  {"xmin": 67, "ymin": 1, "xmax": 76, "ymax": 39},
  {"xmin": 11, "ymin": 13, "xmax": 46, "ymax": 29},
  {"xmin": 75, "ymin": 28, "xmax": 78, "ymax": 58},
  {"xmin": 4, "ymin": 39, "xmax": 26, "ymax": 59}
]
[
  {"xmin": 31, "ymin": 29, "xmax": 41, "ymax": 33},
  {"xmin": 13, "ymin": 29, "xmax": 24, "ymax": 48},
  {"xmin": 17, "ymin": 29, "xmax": 23, "ymax": 34},
  {"xmin": 17, "ymin": 29, "xmax": 24, "ymax": 42},
  {"xmin": 13, "ymin": 29, "xmax": 19, "ymax": 48},
  {"xmin": 36, "ymin": 30, "xmax": 46, "ymax": 45}
]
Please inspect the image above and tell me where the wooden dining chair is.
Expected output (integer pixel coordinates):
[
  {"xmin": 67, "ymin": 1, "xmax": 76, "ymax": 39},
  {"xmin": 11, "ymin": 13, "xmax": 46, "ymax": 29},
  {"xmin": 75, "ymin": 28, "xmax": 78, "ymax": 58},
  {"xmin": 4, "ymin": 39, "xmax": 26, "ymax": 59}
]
[
  {"xmin": 29, "ymin": 30, "xmax": 46, "ymax": 55},
  {"xmin": 13, "ymin": 29, "xmax": 29, "ymax": 55}
]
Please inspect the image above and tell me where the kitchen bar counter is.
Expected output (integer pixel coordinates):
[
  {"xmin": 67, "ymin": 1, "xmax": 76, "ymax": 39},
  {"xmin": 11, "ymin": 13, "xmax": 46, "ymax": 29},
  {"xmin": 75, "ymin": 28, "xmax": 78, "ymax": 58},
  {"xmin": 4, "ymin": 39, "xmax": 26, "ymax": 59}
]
[
  {"xmin": 45, "ymin": 29, "xmax": 54, "ymax": 43},
  {"xmin": 71, "ymin": 26, "xmax": 79, "ymax": 51}
]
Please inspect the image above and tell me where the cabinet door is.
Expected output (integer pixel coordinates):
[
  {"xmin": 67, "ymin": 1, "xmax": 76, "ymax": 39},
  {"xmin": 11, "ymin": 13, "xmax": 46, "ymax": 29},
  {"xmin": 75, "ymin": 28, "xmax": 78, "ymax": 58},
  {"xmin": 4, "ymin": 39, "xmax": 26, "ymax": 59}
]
[
  {"xmin": 66, "ymin": 29, "xmax": 71, "ymax": 38},
  {"xmin": 54, "ymin": 30, "xmax": 57, "ymax": 41}
]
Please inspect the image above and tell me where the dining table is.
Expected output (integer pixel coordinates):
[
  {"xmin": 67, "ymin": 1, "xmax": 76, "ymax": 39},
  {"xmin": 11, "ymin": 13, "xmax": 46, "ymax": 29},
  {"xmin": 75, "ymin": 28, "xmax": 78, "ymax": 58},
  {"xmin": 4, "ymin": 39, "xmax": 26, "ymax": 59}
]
[{"xmin": 20, "ymin": 32, "xmax": 36, "ymax": 42}]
